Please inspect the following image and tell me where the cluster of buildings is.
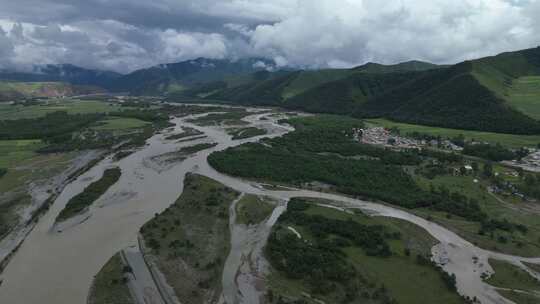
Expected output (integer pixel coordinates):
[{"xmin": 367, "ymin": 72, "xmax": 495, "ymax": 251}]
[
  {"xmin": 353, "ymin": 127, "xmax": 463, "ymax": 152},
  {"xmin": 503, "ymin": 150, "xmax": 540, "ymax": 173}
]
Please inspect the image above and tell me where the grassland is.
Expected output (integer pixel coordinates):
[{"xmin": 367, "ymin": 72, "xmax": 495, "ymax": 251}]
[
  {"xmin": 266, "ymin": 202, "xmax": 465, "ymax": 304},
  {"xmin": 87, "ymin": 253, "xmax": 133, "ymax": 304},
  {"xmin": 485, "ymin": 259, "xmax": 540, "ymax": 292},
  {"xmin": 235, "ymin": 194, "xmax": 274, "ymax": 225},
  {"xmin": 92, "ymin": 117, "xmax": 149, "ymax": 131},
  {"xmin": 366, "ymin": 118, "xmax": 540, "ymax": 148},
  {"xmin": 498, "ymin": 290, "xmax": 540, "ymax": 304},
  {"xmin": 0, "ymin": 100, "xmax": 126, "ymax": 120},
  {"xmin": 281, "ymin": 69, "xmax": 354, "ymax": 99},
  {"xmin": 507, "ymin": 76, "xmax": 540, "ymax": 120},
  {"xmin": 0, "ymin": 138, "xmax": 77, "ymax": 236},
  {"xmin": 0, "ymin": 139, "xmax": 78, "ymax": 194},
  {"xmin": 140, "ymin": 174, "xmax": 239, "ymax": 304},
  {"xmin": 413, "ymin": 174, "xmax": 540, "ymax": 257}
]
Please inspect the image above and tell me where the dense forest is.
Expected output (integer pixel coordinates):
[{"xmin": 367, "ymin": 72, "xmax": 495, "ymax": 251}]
[
  {"xmin": 0, "ymin": 111, "xmax": 103, "ymax": 140},
  {"xmin": 462, "ymin": 143, "xmax": 518, "ymax": 161},
  {"xmin": 209, "ymin": 143, "xmax": 428, "ymax": 208}
]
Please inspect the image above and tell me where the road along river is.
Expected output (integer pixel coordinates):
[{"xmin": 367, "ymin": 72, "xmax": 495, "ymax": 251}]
[{"xmin": 0, "ymin": 108, "xmax": 538, "ymax": 304}]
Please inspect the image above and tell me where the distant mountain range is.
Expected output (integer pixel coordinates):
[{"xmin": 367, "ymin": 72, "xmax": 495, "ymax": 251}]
[
  {"xmin": 1, "ymin": 47, "xmax": 540, "ymax": 135},
  {"xmin": 0, "ymin": 64, "xmax": 121, "ymax": 89}
]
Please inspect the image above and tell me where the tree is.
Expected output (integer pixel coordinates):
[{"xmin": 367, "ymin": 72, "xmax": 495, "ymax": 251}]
[{"xmin": 483, "ymin": 162, "xmax": 493, "ymax": 178}]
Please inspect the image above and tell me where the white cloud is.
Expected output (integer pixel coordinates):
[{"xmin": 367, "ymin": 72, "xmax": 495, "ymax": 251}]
[
  {"xmin": 0, "ymin": 0, "xmax": 539, "ymax": 72},
  {"xmin": 247, "ymin": 0, "xmax": 540, "ymax": 67}
]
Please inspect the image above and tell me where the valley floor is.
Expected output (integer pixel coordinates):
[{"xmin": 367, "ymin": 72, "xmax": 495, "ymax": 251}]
[{"xmin": 0, "ymin": 105, "xmax": 539, "ymax": 304}]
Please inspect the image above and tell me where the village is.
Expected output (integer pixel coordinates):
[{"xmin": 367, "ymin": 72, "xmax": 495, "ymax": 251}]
[
  {"xmin": 352, "ymin": 126, "xmax": 463, "ymax": 152},
  {"xmin": 353, "ymin": 126, "xmax": 540, "ymax": 203}
]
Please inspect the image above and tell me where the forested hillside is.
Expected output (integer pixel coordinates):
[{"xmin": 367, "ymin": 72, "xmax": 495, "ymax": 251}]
[{"xmin": 199, "ymin": 47, "xmax": 540, "ymax": 135}]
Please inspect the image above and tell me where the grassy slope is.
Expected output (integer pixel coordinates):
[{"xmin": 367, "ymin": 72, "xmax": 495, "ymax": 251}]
[
  {"xmin": 235, "ymin": 194, "xmax": 274, "ymax": 225},
  {"xmin": 140, "ymin": 174, "xmax": 239, "ymax": 304},
  {"xmin": 285, "ymin": 71, "xmax": 417, "ymax": 114},
  {"xmin": 507, "ymin": 76, "xmax": 540, "ymax": 120},
  {"xmin": 281, "ymin": 69, "xmax": 355, "ymax": 99},
  {"xmin": 87, "ymin": 253, "xmax": 133, "ymax": 304},
  {"xmin": 267, "ymin": 202, "xmax": 464, "ymax": 304},
  {"xmin": 486, "ymin": 259, "xmax": 540, "ymax": 292},
  {"xmin": 366, "ymin": 118, "xmax": 540, "ymax": 148}
]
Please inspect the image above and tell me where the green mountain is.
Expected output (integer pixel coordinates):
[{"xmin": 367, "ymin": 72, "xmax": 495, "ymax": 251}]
[
  {"xmin": 354, "ymin": 47, "xmax": 540, "ymax": 134},
  {"xmin": 353, "ymin": 60, "xmax": 445, "ymax": 73},
  {"xmin": 112, "ymin": 58, "xmax": 277, "ymax": 95},
  {"xmin": 202, "ymin": 60, "xmax": 441, "ymax": 106},
  {"xmin": 199, "ymin": 48, "xmax": 540, "ymax": 135}
]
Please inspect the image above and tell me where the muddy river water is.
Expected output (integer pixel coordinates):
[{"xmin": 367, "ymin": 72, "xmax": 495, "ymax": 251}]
[{"xmin": 0, "ymin": 108, "xmax": 538, "ymax": 304}]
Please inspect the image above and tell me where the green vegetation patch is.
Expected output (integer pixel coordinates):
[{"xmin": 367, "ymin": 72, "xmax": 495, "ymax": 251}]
[
  {"xmin": 165, "ymin": 127, "xmax": 203, "ymax": 140},
  {"xmin": 485, "ymin": 259, "xmax": 540, "ymax": 292},
  {"xmin": 235, "ymin": 194, "xmax": 274, "ymax": 225},
  {"xmin": 178, "ymin": 142, "xmax": 217, "ymax": 154},
  {"xmin": 366, "ymin": 118, "xmax": 540, "ymax": 148},
  {"xmin": 228, "ymin": 127, "xmax": 267, "ymax": 140},
  {"xmin": 57, "ymin": 167, "xmax": 121, "ymax": 222},
  {"xmin": 0, "ymin": 111, "xmax": 103, "ymax": 140},
  {"xmin": 265, "ymin": 199, "xmax": 465, "ymax": 304},
  {"xmin": 507, "ymin": 76, "xmax": 540, "ymax": 120},
  {"xmin": 209, "ymin": 114, "xmax": 540, "ymax": 257},
  {"xmin": 187, "ymin": 111, "xmax": 250, "ymax": 126},
  {"xmin": 498, "ymin": 289, "xmax": 540, "ymax": 304},
  {"xmin": 92, "ymin": 117, "xmax": 149, "ymax": 131},
  {"xmin": 140, "ymin": 173, "xmax": 239, "ymax": 304},
  {"xmin": 413, "ymin": 173, "xmax": 540, "ymax": 257},
  {"xmin": 0, "ymin": 100, "xmax": 126, "ymax": 120},
  {"xmin": 87, "ymin": 253, "xmax": 133, "ymax": 304}
]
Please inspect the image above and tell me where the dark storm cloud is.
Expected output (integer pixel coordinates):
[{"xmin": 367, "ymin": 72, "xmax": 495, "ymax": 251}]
[{"xmin": 0, "ymin": 0, "xmax": 539, "ymax": 73}]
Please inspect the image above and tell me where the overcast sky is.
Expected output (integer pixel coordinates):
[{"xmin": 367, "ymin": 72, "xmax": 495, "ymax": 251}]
[{"xmin": 0, "ymin": 0, "xmax": 539, "ymax": 73}]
